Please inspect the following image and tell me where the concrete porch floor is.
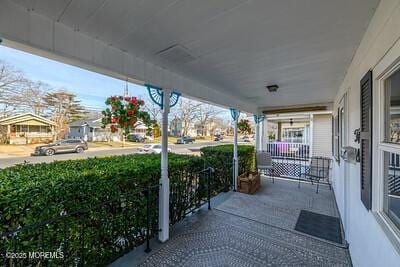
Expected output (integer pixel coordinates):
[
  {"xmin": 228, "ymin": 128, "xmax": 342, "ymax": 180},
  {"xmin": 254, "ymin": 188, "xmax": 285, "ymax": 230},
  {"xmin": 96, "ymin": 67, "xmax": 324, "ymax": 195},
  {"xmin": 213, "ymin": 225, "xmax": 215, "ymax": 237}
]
[{"xmin": 111, "ymin": 178, "xmax": 352, "ymax": 267}]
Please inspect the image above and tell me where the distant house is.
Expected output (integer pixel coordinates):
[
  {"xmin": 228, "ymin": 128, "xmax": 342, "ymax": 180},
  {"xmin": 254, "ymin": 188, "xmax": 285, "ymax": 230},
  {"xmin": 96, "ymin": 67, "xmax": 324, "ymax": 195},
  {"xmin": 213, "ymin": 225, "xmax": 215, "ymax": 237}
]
[
  {"xmin": 0, "ymin": 113, "xmax": 56, "ymax": 144},
  {"xmin": 68, "ymin": 119, "xmax": 149, "ymax": 142},
  {"xmin": 68, "ymin": 119, "xmax": 118, "ymax": 142},
  {"xmin": 169, "ymin": 118, "xmax": 197, "ymax": 137}
]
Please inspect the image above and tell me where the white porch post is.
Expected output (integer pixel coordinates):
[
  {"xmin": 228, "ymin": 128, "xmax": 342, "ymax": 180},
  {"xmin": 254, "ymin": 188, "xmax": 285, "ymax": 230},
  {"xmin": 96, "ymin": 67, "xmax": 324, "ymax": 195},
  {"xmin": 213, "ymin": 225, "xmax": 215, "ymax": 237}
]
[
  {"xmin": 233, "ymin": 117, "xmax": 238, "ymax": 191},
  {"xmin": 309, "ymin": 114, "xmax": 314, "ymax": 157},
  {"xmin": 255, "ymin": 121, "xmax": 260, "ymax": 151},
  {"xmin": 261, "ymin": 118, "xmax": 267, "ymax": 151},
  {"xmin": 159, "ymin": 89, "xmax": 170, "ymax": 242},
  {"xmin": 254, "ymin": 115, "xmax": 264, "ymax": 152},
  {"xmin": 230, "ymin": 108, "xmax": 240, "ymax": 191}
]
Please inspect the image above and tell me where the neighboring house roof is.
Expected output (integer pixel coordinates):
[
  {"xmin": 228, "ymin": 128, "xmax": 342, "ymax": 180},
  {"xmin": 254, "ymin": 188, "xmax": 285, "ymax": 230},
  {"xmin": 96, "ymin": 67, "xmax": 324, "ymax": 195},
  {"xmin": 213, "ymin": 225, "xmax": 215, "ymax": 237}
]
[
  {"xmin": 69, "ymin": 118, "xmax": 148, "ymax": 129},
  {"xmin": 0, "ymin": 113, "xmax": 56, "ymax": 126},
  {"xmin": 69, "ymin": 118, "xmax": 102, "ymax": 128}
]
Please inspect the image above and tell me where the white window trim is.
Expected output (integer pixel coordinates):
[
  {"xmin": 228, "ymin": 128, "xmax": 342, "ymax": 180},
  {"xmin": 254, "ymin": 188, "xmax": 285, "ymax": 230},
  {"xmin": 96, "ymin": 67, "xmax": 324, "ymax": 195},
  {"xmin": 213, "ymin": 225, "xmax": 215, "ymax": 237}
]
[{"xmin": 372, "ymin": 39, "xmax": 400, "ymax": 252}]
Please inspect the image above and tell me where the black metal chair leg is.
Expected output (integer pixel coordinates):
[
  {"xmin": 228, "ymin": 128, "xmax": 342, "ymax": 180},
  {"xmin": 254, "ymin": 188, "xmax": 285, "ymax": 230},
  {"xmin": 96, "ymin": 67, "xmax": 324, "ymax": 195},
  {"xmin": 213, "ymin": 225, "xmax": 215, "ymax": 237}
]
[{"xmin": 271, "ymin": 170, "xmax": 275, "ymax": 183}]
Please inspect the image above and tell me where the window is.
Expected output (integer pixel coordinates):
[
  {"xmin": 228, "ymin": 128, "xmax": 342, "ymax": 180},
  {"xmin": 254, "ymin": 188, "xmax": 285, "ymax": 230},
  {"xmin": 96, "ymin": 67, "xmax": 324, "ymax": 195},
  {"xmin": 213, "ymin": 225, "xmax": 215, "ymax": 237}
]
[
  {"xmin": 333, "ymin": 114, "xmax": 340, "ymax": 162},
  {"xmin": 67, "ymin": 140, "xmax": 82, "ymax": 144},
  {"xmin": 383, "ymin": 152, "xmax": 400, "ymax": 229},
  {"xmin": 385, "ymin": 69, "xmax": 400, "ymax": 144},
  {"xmin": 282, "ymin": 127, "xmax": 304, "ymax": 143},
  {"xmin": 382, "ymin": 68, "xmax": 400, "ymax": 227},
  {"xmin": 20, "ymin": 125, "xmax": 28, "ymax": 132}
]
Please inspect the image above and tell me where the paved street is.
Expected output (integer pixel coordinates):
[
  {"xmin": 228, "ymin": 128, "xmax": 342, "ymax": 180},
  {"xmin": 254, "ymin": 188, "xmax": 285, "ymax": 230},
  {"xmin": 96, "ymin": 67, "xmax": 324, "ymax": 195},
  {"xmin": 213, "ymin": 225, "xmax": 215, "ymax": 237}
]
[{"xmin": 0, "ymin": 141, "xmax": 237, "ymax": 168}]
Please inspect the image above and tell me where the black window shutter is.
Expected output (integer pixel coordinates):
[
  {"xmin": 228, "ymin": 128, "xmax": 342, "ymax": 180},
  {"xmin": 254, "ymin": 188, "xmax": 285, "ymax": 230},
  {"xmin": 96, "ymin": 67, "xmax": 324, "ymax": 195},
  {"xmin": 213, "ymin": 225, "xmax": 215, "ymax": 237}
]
[{"xmin": 360, "ymin": 70, "xmax": 373, "ymax": 210}]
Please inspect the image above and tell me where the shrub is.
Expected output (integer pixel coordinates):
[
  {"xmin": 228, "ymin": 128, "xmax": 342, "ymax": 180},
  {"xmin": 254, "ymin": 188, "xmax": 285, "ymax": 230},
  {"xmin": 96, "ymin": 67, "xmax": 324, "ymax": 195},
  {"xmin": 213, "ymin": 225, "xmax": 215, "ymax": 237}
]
[
  {"xmin": 0, "ymin": 153, "xmax": 204, "ymax": 266},
  {"xmin": 200, "ymin": 144, "xmax": 255, "ymax": 192},
  {"xmin": 0, "ymin": 146, "xmax": 255, "ymax": 265}
]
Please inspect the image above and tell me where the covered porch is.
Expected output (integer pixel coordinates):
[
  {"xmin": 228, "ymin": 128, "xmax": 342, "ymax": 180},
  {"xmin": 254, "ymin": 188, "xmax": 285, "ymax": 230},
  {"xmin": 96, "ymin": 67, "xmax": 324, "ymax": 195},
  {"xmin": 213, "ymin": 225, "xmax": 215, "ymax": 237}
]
[
  {"xmin": 2, "ymin": 0, "xmax": 399, "ymax": 266},
  {"xmin": 112, "ymin": 177, "xmax": 350, "ymax": 266}
]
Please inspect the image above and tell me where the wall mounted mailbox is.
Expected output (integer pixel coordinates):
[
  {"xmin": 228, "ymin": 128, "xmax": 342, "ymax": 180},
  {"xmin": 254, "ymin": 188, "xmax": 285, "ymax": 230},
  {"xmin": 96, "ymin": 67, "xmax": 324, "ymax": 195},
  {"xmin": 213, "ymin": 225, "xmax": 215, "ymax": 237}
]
[{"xmin": 341, "ymin": 146, "xmax": 360, "ymax": 164}]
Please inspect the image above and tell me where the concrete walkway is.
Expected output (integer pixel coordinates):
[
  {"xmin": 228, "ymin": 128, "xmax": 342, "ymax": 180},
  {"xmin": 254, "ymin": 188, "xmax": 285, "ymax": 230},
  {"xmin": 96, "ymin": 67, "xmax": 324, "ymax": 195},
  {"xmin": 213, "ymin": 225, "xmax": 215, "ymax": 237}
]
[{"xmin": 111, "ymin": 178, "xmax": 352, "ymax": 267}]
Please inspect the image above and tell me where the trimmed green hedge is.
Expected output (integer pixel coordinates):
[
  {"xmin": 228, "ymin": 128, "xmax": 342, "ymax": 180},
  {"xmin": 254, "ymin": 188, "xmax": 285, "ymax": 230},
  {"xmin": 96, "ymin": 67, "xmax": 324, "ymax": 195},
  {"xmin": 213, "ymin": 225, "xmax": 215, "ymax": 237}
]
[
  {"xmin": 0, "ymin": 153, "xmax": 205, "ymax": 266},
  {"xmin": 201, "ymin": 144, "xmax": 255, "ymax": 192},
  {"xmin": 0, "ymin": 146, "xmax": 255, "ymax": 265},
  {"xmin": 0, "ymin": 154, "xmax": 205, "ymax": 233}
]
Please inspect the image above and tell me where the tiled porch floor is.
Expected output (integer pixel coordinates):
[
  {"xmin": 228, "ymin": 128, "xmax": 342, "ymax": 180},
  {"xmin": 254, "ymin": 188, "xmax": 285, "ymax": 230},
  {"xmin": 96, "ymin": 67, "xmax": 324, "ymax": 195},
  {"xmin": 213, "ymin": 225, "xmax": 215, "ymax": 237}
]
[{"xmin": 111, "ymin": 178, "xmax": 352, "ymax": 267}]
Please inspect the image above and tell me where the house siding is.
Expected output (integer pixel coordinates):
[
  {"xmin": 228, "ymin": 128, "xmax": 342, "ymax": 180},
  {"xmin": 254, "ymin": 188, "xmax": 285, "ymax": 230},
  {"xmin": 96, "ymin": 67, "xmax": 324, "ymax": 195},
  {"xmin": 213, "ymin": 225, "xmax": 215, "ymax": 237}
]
[
  {"xmin": 332, "ymin": 0, "xmax": 400, "ymax": 266},
  {"xmin": 312, "ymin": 114, "xmax": 332, "ymax": 157}
]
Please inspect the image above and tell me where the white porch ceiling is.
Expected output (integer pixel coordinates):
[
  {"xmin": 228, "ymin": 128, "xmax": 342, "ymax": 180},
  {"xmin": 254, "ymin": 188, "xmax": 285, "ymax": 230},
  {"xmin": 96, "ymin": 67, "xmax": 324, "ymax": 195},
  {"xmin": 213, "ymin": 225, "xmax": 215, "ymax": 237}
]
[{"xmin": 1, "ymin": 0, "xmax": 379, "ymax": 112}]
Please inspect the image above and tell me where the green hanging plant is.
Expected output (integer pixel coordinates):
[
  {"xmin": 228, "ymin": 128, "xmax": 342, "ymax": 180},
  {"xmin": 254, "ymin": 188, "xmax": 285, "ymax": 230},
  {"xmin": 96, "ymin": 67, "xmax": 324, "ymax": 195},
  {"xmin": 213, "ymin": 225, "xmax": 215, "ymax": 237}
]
[{"xmin": 101, "ymin": 96, "xmax": 154, "ymax": 136}]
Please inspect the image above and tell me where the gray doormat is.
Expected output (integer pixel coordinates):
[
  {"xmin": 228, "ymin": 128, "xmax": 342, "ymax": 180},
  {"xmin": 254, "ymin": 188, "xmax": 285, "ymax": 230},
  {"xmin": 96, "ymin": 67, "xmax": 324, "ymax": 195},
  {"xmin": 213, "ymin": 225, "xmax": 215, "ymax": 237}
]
[{"xmin": 295, "ymin": 210, "xmax": 342, "ymax": 244}]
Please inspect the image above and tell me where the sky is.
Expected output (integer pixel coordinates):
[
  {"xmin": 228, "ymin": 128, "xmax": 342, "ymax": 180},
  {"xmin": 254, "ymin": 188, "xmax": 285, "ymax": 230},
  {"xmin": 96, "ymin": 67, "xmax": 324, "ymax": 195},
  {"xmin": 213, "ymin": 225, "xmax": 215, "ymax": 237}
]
[
  {"xmin": 0, "ymin": 45, "xmax": 148, "ymax": 110},
  {"xmin": 0, "ymin": 45, "xmax": 235, "ymax": 119}
]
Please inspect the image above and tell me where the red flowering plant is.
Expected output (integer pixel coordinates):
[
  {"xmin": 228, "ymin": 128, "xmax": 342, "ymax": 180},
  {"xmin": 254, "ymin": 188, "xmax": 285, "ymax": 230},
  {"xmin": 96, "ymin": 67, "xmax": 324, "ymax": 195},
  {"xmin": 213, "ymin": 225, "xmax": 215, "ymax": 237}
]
[{"xmin": 101, "ymin": 96, "xmax": 153, "ymax": 137}]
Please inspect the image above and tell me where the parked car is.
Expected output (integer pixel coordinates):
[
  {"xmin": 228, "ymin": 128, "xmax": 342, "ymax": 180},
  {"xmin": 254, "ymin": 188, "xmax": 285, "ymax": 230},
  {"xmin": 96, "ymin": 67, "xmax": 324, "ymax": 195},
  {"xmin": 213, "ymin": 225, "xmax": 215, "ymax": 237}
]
[
  {"xmin": 241, "ymin": 135, "xmax": 252, "ymax": 142},
  {"xmin": 32, "ymin": 139, "xmax": 88, "ymax": 156},
  {"xmin": 138, "ymin": 144, "xmax": 172, "ymax": 154},
  {"xmin": 214, "ymin": 134, "xmax": 224, "ymax": 141},
  {"xmin": 175, "ymin": 136, "xmax": 195, "ymax": 144},
  {"xmin": 127, "ymin": 133, "xmax": 145, "ymax": 142}
]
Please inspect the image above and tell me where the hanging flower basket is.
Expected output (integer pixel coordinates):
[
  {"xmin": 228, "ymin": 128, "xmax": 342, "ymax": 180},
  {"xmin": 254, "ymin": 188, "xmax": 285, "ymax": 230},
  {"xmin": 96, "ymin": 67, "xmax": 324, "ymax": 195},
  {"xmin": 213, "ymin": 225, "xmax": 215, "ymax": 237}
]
[{"xmin": 101, "ymin": 96, "xmax": 153, "ymax": 136}]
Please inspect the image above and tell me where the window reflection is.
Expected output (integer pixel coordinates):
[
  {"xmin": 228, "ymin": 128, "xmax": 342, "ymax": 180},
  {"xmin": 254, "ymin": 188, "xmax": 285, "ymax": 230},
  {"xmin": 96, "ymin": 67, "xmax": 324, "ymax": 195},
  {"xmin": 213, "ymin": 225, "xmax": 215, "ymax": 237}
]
[
  {"xmin": 384, "ymin": 152, "xmax": 400, "ymax": 229},
  {"xmin": 386, "ymin": 69, "xmax": 400, "ymax": 143}
]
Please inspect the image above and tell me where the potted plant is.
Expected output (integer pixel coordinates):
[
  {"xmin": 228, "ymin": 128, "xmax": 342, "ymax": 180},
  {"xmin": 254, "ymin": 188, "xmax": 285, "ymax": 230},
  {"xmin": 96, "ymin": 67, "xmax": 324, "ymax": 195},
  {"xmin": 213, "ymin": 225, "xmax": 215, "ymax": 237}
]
[{"xmin": 101, "ymin": 96, "xmax": 153, "ymax": 146}]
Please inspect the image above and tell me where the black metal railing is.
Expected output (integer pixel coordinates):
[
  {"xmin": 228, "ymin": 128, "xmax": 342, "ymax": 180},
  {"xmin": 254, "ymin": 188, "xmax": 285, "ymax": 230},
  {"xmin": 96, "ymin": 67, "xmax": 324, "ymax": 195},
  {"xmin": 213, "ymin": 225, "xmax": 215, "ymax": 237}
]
[
  {"xmin": 264, "ymin": 142, "xmax": 310, "ymax": 160},
  {"xmin": 169, "ymin": 167, "xmax": 215, "ymax": 225},
  {"xmin": 0, "ymin": 184, "xmax": 159, "ymax": 267}
]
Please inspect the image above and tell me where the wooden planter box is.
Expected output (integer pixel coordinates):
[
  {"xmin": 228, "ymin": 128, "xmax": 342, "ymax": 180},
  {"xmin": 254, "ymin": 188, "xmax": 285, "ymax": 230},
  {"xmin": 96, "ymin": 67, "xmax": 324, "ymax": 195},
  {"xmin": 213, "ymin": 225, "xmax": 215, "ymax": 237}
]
[{"xmin": 237, "ymin": 171, "xmax": 261, "ymax": 194}]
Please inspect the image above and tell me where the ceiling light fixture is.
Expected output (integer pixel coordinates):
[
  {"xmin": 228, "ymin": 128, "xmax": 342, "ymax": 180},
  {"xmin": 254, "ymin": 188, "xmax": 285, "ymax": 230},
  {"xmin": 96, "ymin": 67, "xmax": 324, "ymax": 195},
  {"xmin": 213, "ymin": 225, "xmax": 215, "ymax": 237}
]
[{"xmin": 266, "ymin": 84, "xmax": 279, "ymax": 92}]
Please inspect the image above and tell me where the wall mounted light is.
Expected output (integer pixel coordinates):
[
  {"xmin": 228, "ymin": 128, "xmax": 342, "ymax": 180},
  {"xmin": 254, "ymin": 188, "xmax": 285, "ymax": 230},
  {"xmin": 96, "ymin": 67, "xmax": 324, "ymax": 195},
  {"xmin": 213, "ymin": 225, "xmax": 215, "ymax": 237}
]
[{"xmin": 266, "ymin": 84, "xmax": 279, "ymax": 92}]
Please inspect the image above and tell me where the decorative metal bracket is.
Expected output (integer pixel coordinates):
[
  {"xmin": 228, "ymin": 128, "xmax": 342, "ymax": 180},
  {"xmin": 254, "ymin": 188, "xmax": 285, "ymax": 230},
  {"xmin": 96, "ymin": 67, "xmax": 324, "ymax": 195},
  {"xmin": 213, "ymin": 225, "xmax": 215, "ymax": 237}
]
[
  {"xmin": 253, "ymin": 114, "xmax": 265, "ymax": 124},
  {"xmin": 230, "ymin": 108, "xmax": 240, "ymax": 121},
  {"xmin": 145, "ymin": 84, "xmax": 181, "ymax": 109},
  {"xmin": 354, "ymin": 128, "xmax": 361, "ymax": 144}
]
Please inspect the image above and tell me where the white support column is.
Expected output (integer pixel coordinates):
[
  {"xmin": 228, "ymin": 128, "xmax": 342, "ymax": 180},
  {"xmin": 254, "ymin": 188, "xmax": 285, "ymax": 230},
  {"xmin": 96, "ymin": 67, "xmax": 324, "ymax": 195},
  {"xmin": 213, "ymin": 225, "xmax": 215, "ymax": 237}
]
[
  {"xmin": 309, "ymin": 114, "xmax": 314, "ymax": 157},
  {"xmin": 233, "ymin": 116, "xmax": 239, "ymax": 191},
  {"xmin": 261, "ymin": 119, "xmax": 266, "ymax": 151},
  {"xmin": 255, "ymin": 121, "xmax": 260, "ymax": 151},
  {"xmin": 159, "ymin": 90, "xmax": 170, "ymax": 242}
]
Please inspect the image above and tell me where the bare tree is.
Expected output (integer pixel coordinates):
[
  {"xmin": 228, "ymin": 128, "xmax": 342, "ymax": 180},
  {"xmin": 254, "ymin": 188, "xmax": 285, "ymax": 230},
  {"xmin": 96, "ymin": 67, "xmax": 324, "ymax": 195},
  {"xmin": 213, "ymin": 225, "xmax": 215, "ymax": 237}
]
[
  {"xmin": 196, "ymin": 104, "xmax": 221, "ymax": 136},
  {"xmin": 44, "ymin": 90, "xmax": 87, "ymax": 139},
  {"xmin": 141, "ymin": 94, "xmax": 162, "ymax": 125},
  {"xmin": 171, "ymin": 98, "xmax": 201, "ymax": 136},
  {"xmin": 0, "ymin": 60, "xmax": 30, "ymax": 117},
  {"xmin": 13, "ymin": 81, "xmax": 51, "ymax": 115}
]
